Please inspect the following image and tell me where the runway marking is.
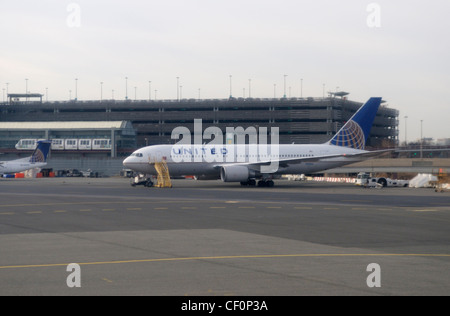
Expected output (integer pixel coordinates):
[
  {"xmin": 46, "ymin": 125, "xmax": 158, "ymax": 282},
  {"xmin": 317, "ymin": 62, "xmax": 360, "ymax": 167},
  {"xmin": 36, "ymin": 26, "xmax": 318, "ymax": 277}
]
[
  {"xmin": 54, "ymin": 210, "xmax": 67, "ymax": 213},
  {"xmin": 294, "ymin": 207, "xmax": 313, "ymax": 210},
  {"xmin": 102, "ymin": 209, "xmax": 115, "ymax": 212},
  {"xmin": 127, "ymin": 208, "xmax": 142, "ymax": 211},
  {"xmin": 154, "ymin": 207, "xmax": 168, "ymax": 210},
  {"xmin": 341, "ymin": 200, "xmax": 372, "ymax": 203},
  {"xmin": 1, "ymin": 253, "xmax": 450, "ymax": 270},
  {"xmin": 412, "ymin": 209, "xmax": 439, "ymax": 212},
  {"xmin": 102, "ymin": 278, "xmax": 114, "ymax": 283},
  {"xmin": 181, "ymin": 207, "xmax": 197, "ymax": 210},
  {"xmin": 0, "ymin": 202, "xmax": 111, "ymax": 208},
  {"xmin": 79, "ymin": 209, "xmax": 92, "ymax": 212},
  {"xmin": 26, "ymin": 211, "xmax": 42, "ymax": 214},
  {"xmin": 0, "ymin": 200, "xmax": 192, "ymax": 208},
  {"xmin": 210, "ymin": 207, "xmax": 226, "ymax": 209},
  {"xmin": 0, "ymin": 212, "xmax": 14, "ymax": 215}
]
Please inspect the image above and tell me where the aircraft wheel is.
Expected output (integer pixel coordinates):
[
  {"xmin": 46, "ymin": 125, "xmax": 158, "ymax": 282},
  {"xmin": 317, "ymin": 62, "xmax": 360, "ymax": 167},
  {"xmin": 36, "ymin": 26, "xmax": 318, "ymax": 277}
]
[{"xmin": 377, "ymin": 178, "xmax": 387, "ymax": 187}]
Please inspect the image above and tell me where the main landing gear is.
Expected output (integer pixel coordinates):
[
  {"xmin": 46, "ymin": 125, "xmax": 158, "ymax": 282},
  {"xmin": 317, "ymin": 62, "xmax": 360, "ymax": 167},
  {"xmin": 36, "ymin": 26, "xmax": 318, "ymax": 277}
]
[{"xmin": 240, "ymin": 179, "xmax": 275, "ymax": 187}]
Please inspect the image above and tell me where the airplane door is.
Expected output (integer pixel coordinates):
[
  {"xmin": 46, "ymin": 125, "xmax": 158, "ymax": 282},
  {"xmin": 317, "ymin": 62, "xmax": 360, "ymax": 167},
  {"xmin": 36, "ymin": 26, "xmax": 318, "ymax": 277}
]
[{"xmin": 150, "ymin": 151, "xmax": 163, "ymax": 162}]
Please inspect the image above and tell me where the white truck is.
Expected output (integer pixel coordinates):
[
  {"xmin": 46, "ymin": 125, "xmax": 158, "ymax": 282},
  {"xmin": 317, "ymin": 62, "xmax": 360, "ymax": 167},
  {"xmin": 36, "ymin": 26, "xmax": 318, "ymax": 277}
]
[{"xmin": 356, "ymin": 173, "xmax": 409, "ymax": 188}]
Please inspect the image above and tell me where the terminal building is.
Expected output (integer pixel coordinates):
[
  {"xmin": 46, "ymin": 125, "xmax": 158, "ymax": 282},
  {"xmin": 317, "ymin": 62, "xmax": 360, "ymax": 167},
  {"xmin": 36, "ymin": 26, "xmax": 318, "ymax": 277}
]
[
  {"xmin": 0, "ymin": 94, "xmax": 400, "ymax": 175},
  {"xmin": 0, "ymin": 121, "xmax": 136, "ymax": 157}
]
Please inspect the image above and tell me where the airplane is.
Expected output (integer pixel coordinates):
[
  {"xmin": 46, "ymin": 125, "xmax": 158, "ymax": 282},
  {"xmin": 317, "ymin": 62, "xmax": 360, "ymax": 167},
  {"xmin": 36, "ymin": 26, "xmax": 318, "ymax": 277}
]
[
  {"xmin": 0, "ymin": 140, "xmax": 52, "ymax": 175},
  {"xmin": 123, "ymin": 98, "xmax": 389, "ymax": 187}
]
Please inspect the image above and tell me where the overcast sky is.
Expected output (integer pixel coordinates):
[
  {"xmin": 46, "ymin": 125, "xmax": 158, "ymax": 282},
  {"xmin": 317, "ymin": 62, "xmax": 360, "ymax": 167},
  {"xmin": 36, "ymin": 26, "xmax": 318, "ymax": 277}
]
[{"xmin": 1, "ymin": 0, "xmax": 449, "ymax": 142}]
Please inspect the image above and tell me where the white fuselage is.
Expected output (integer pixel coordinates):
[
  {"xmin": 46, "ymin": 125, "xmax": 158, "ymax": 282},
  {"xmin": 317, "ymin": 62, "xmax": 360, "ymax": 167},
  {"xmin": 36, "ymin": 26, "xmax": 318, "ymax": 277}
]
[
  {"xmin": 0, "ymin": 158, "xmax": 47, "ymax": 175},
  {"xmin": 123, "ymin": 144, "xmax": 365, "ymax": 178}
]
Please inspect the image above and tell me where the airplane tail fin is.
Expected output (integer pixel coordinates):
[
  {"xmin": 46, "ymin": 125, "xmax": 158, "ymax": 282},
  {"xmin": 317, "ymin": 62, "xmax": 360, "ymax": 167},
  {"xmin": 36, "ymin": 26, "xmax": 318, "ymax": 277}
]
[
  {"xmin": 29, "ymin": 140, "xmax": 52, "ymax": 163},
  {"xmin": 328, "ymin": 97, "xmax": 382, "ymax": 150}
]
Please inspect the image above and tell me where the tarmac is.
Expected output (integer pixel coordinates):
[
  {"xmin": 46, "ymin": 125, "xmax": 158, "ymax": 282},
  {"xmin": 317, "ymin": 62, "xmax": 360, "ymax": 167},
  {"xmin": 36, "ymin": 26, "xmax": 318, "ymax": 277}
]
[{"xmin": 0, "ymin": 177, "xmax": 449, "ymax": 296}]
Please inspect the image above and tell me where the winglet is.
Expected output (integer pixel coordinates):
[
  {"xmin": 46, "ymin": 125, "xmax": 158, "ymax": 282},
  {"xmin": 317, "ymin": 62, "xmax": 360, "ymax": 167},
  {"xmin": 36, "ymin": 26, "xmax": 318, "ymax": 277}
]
[
  {"xmin": 328, "ymin": 97, "xmax": 382, "ymax": 150},
  {"xmin": 29, "ymin": 140, "xmax": 52, "ymax": 163}
]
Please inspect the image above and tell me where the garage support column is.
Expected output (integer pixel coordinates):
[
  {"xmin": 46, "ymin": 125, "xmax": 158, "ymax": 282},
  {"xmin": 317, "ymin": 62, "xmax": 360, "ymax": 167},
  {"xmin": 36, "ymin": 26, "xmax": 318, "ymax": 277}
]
[{"xmin": 111, "ymin": 128, "xmax": 116, "ymax": 158}]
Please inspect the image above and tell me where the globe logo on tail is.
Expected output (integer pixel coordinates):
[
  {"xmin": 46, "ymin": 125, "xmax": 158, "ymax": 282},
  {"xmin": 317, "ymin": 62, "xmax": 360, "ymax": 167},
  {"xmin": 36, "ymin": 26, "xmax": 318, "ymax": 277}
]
[
  {"xmin": 29, "ymin": 141, "xmax": 51, "ymax": 163},
  {"xmin": 32, "ymin": 149, "xmax": 46, "ymax": 163},
  {"xmin": 330, "ymin": 120, "xmax": 366, "ymax": 150}
]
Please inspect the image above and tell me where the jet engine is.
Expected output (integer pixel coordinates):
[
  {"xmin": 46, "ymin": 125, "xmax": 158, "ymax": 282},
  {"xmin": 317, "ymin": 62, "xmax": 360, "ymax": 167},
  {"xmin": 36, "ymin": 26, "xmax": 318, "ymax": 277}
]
[
  {"xmin": 220, "ymin": 165, "xmax": 252, "ymax": 182},
  {"xmin": 194, "ymin": 174, "xmax": 221, "ymax": 181}
]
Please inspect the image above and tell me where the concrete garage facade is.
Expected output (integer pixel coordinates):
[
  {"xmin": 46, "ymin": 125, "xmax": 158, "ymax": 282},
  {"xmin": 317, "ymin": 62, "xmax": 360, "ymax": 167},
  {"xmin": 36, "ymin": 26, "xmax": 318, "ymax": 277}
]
[
  {"xmin": 0, "ymin": 96, "xmax": 399, "ymax": 175},
  {"xmin": 0, "ymin": 96, "xmax": 399, "ymax": 148}
]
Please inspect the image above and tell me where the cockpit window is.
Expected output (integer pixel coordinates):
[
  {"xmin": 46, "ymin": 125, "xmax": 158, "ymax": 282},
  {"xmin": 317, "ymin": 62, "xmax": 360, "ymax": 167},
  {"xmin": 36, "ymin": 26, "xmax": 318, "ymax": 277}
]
[{"xmin": 131, "ymin": 153, "xmax": 144, "ymax": 158}]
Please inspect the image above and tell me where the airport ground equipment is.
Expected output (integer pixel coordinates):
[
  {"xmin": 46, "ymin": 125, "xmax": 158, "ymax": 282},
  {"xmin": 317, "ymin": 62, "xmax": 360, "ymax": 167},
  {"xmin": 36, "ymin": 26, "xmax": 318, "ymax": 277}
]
[
  {"xmin": 356, "ymin": 172, "xmax": 409, "ymax": 188},
  {"xmin": 409, "ymin": 173, "xmax": 438, "ymax": 188},
  {"xmin": 130, "ymin": 174, "xmax": 154, "ymax": 187},
  {"xmin": 433, "ymin": 169, "xmax": 450, "ymax": 193},
  {"xmin": 129, "ymin": 159, "xmax": 172, "ymax": 188},
  {"xmin": 150, "ymin": 158, "xmax": 172, "ymax": 188}
]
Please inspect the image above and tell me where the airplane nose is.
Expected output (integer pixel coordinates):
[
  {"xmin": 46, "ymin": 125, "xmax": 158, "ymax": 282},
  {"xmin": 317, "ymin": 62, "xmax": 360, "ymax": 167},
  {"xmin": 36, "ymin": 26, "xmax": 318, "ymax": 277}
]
[{"xmin": 123, "ymin": 157, "xmax": 131, "ymax": 168}]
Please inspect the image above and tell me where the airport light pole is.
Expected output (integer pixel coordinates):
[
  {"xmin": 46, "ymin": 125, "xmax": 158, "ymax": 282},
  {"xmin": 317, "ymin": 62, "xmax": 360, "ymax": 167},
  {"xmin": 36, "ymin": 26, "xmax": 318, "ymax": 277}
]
[
  {"xmin": 177, "ymin": 77, "xmax": 180, "ymax": 101},
  {"xmin": 404, "ymin": 116, "xmax": 408, "ymax": 147},
  {"xmin": 283, "ymin": 75, "xmax": 288, "ymax": 99},
  {"xmin": 125, "ymin": 77, "xmax": 128, "ymax": 100},
  {"xmin": 420, "ymin": 120, "xmax": 423, "ymax": 159},
  {"xmin": 5, "ymin": 83, "xmax": 9, "ymax": 104},
  {"xmin": 301, "ymin": 78, "xmax": 303, "ymax": 98},
  {"xmin": 149, "ymin": 81, "xmax": 152, "ymax": 101},
  {"xmin": 75, "ymin": 78, "xmax": 78, "ymax": 101}
]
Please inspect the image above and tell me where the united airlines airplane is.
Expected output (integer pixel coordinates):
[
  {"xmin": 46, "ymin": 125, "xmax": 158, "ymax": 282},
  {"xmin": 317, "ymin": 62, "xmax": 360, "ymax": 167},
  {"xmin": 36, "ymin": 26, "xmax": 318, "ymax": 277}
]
[
  {"xmin": 0, "ymin": 140, "xmax": 52, "ymax": 175},
  {"xmin": 123, "ymin": 98, "xmax": 387, "ymax": 187}
]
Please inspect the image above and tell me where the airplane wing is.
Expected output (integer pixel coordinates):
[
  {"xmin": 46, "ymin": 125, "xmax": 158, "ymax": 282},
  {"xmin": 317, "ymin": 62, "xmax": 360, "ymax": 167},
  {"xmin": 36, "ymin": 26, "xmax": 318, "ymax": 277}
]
[{"xmin": 213, "ymin": 149, "xmax": 393, "ymax": 171}]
